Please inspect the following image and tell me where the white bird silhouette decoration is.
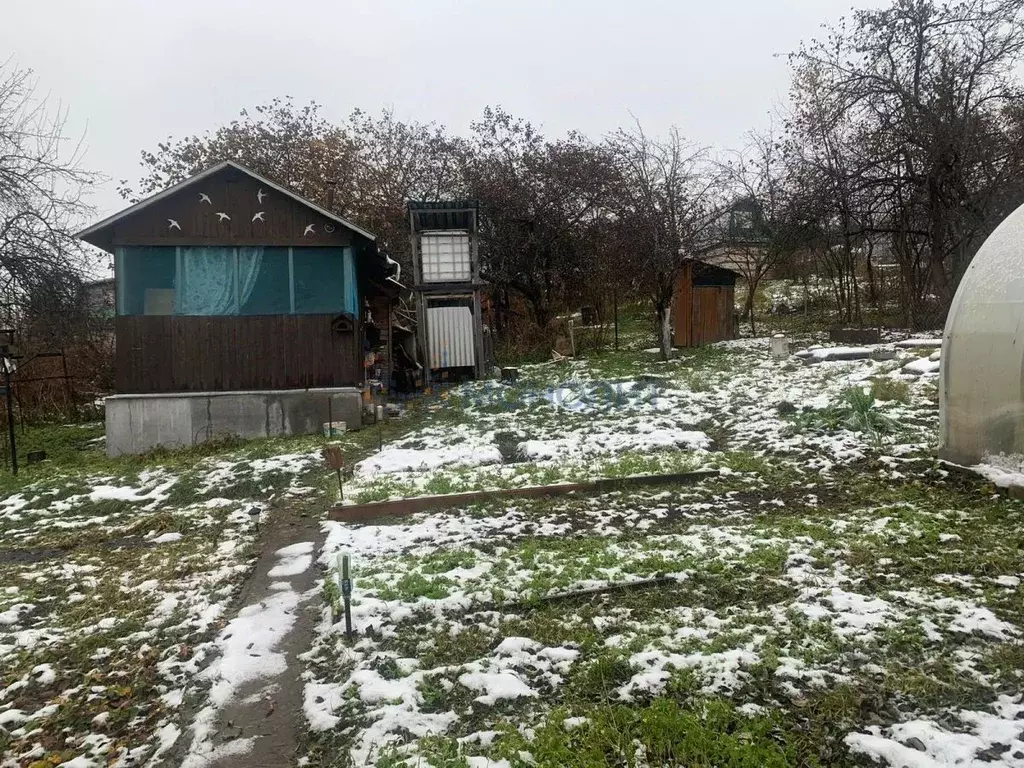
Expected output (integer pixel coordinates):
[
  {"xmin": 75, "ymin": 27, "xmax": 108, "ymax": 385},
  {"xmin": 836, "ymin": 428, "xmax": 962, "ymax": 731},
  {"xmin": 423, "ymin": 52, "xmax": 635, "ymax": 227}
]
[
  {"xmin": 257, "ymin": 188, "xmax": 267, "ymax": 204},
  {"xmin": 252, "ymin": 211, "xmax": 265, "ymax": 223},
  {"xmin": 216, "ymin": 212, "xmax": 231, "ymax": 222},
  {"xmin": 198, "ymin": 193, "xmax": 212, "ymax": 205},
  {"xmin": 303, "ymin": 223, "xmax": 316, "ymax": 236},
  {"xmin": 167, "ymin": 219, "xmax": 181, "ymax": 230}
]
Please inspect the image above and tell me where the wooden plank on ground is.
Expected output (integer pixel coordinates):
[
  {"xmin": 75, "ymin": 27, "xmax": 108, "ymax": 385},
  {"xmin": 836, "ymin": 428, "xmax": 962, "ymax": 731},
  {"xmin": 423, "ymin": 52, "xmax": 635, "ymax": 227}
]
[{"xmin": 328, "ymin": 469, "xmax": 720, "ymax": 523}]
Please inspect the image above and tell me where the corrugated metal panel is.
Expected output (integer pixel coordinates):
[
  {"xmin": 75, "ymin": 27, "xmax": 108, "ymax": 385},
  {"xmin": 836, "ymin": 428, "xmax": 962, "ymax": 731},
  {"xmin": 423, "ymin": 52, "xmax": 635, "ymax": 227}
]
[
  {"xmin": 408, "ymin": 200, "xmax": 478, "ymax": 232},
  {"xmin": 427, "ymin": 306, "xmax": 475, "ymax": 369}
]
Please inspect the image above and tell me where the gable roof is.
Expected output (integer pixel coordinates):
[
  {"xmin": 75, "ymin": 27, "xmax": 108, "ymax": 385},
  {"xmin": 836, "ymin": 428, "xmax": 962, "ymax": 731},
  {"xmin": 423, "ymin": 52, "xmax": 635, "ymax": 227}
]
[
  {"xmin": 687, "ymin": 258, "xmax": 743, "ymax": 282},
  {"xmin": 77, "ymin": 160, "xmax": 376, "ymax": 243}
]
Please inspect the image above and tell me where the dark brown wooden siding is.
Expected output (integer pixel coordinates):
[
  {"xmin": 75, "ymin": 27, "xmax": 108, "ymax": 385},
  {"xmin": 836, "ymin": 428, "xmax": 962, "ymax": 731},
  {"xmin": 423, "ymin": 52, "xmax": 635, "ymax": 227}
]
[
  {"xmin": 115, "ymin": 315, "xmax": 362, "ymax": 393},
  {"xmin": 674, "ymin": 264, "xmax": 736, "ymax": 347},
  {"xmin": 104, "ymin": 165, "xmax": 357, "ymax": 249},
  {"xmin": 691, "ymin": 287, "xmax": 734, "ymax": 345},
  {"xmin": 674, "ymin": 263, "xmax": 694, "ymax": 347}
]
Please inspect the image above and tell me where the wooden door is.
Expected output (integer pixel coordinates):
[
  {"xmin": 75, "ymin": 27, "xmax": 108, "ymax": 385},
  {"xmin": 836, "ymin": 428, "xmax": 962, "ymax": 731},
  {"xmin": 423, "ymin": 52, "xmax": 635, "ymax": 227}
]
[{"xmin": 691, "ymin": 287, "xmax": 732, "ymax": 345}]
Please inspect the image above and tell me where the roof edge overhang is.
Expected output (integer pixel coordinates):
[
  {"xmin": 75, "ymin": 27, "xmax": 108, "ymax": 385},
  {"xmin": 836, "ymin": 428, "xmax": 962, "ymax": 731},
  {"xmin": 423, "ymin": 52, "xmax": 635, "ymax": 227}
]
[
  {"xmin": 682, "ymin": 257, "xmax": 744, "ymax": 280},
  {"xmin": 77, "ymin": 160, "xmax": 377, "ymax": 249}
]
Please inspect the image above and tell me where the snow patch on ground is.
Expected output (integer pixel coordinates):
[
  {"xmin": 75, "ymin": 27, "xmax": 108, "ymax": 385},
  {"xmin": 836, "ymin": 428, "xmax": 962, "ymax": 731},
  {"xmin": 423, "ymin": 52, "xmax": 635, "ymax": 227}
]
[
  {"xmin": 846, "ymin": 695, "xmax": 1024, "ymax": 768},
  {"xmin": 180, "ymin": 541, "xmax": 307, "ymax": 765},
  {"xmin": 267, "ymin": 541, "xmax": 314, "ymax": 578},
  {"xmin": 458, "ymin": 671, "xmax": 537, "ymax": 705},
  {"xmin": 150, "ymin": 532, "xmax": 183, "ymax": 544},
  {"xmin": 972, "ymin": 454, "xmax": 1024, "ymax": 488},
  {"xmin": 357, "ymin": 443, "xmax": 503, "ymax": 477},
  {"xmin": 903, "ymin": 357, "xmax": 941, "ymax": 375}
]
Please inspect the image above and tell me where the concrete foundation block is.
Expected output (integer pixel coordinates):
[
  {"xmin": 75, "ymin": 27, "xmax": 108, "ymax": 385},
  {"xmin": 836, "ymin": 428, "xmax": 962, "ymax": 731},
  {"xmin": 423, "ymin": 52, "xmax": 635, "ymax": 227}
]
[
  {"xmin": 205, "ymin": 394, "xmax": 271, "ymax": 442},
  {"xmin": 105, "ymin": 388, "xmax": 364, "ymax": 456}
]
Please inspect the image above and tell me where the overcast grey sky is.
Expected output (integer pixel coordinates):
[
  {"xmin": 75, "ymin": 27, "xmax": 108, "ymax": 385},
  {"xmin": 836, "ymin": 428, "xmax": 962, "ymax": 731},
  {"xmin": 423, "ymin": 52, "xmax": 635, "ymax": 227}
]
[{"xmin": 3, "ymin": 0, "xmax": 876, "ymax": 220}]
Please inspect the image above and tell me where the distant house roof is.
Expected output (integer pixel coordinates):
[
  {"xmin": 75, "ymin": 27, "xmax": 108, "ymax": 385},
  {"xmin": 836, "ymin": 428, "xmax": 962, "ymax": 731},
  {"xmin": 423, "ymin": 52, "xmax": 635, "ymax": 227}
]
[
  {"xmin": 686, "ymin": 259, "xmax": 743, "ymax": 283},
  {"xmin": 77, "ymin": 160, "xmax": 376, "ymax": 245}
]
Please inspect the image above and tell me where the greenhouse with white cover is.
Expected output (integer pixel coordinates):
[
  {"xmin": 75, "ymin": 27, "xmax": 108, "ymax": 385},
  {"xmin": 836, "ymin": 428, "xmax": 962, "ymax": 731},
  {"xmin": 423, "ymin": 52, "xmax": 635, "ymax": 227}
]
[{"xmin": 941, "ymin": 202, "xmax": 1024, "ymax": 470}]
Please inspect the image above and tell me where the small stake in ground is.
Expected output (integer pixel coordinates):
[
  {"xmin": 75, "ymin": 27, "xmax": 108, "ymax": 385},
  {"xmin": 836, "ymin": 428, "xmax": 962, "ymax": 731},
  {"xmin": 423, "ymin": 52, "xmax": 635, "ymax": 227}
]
[
  {"xmin": 376, "ymin": 404, "xmax": 384, "ymax": 453},
  {"xmin": 340, "ymin": 554, "xmax": 353, "ymax": 640},
  {"xmin": 322, "ymin": 443, "xmax": 345, "ymax": 501}
]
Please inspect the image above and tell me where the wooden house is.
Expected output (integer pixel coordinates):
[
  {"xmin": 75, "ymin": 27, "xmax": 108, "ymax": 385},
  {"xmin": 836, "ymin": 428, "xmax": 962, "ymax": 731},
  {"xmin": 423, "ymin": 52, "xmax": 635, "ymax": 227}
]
[
  {"xmin": 78, "ymin": 161, "xmax": 397, "ymax": 454},
  {"xmin": 673, "ymin": 260, "xmax": 741, "ymax": 347},
  {"xmin": 78, "ymin": 160, "xmax": 394, "ymax": 393}
]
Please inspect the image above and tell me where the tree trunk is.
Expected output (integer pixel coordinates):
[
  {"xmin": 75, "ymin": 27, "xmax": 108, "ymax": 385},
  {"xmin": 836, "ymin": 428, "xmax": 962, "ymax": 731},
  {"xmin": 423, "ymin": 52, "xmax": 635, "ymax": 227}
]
[
  {"xmin": 865, "ymin": 242, "xmax": 877, "ymax": 306},
  {"xmin": 655, "ymin": 299, "xmax": 673, "ymax": 361},
  {"xmin": 850, "ymin": 258, "xmax": 862, "ymax": 326},
  {"xmin": 743, "ymin": 281, "xmax": 758, "ymax": 336},
  {"xmin": 739, "ymin": 282, "xmax": 753, "ymax": 321},
  {"xmin": 524, "ymin": 293, "xmax": 551, "ymax": 329}
]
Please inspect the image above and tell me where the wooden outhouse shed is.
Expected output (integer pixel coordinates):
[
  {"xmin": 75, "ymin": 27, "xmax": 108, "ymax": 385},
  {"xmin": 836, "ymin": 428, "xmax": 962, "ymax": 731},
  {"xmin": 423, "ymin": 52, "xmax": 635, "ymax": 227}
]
[{"xmin": 673, "ymin": 260, "xmax": 741, "ymax": 347}]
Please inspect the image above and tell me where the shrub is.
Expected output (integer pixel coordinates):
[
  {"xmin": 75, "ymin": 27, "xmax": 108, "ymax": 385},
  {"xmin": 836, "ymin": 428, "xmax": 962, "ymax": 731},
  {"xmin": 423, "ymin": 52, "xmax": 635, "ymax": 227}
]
[
  {"xmin": 842, "ymin": 387, "xmax": 894, "ymax": 434},
  {"xmin": 783, "ymin": 387, "xmax": 894, "ymax": 437}
]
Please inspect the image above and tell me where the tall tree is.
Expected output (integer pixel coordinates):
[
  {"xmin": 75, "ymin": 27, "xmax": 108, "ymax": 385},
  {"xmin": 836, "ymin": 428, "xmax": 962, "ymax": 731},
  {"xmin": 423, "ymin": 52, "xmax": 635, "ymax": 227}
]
[
  {"xmin": 788, "ymin": 0, "xmax": 1024, "ymax": 327},
  {"xmin": 348, "ymin": 108, "xmax": 463, "ymax": 274},
  {"xmin": 721, "ymin": 126, "xmax": 803, "ymax": 333},
  {"xmin": 606, "ymin": 123, "xmax": 722, "ymax": 360},
  {"xmin": 0, "ymin": 63, "xmax": 95, "ymax": 332},
  {"xmin": 118, "ymin": 97, "xmax": 358, "ymax": 212},
  {"xmin": 463, "ymin": 107, "xmax": 617, "ymax": 328}
]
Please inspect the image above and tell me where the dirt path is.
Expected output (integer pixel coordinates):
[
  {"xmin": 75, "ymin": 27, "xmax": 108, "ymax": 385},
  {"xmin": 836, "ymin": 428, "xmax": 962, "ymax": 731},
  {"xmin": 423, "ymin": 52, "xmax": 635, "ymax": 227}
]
[{"xmin": 170, "ymin": 508, "xmax": 325, "ymax": 768}]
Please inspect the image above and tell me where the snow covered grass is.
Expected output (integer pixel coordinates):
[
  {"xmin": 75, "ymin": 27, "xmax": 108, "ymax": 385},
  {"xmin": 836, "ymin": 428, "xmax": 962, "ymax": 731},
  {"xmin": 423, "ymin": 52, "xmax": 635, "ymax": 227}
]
[
  {"xmin": 0, "ymin": 418, "xmax": 434, "ymax": 767},
  {"xmin": 308, "ymin": 459, "xmax": 1024, "ymax": 767},
  {"xmin": 0, "ymin": 433, "xmax": 325, "ymax": 765},
  {"xmin": 342, "ymin": 337, "xmax": 937, "ymax": 506},
  {"xmin": 303, "ymin": 337, "xmax": 1024, "ymax": 767},
  {"xmin": 5, "ymin": 331, "xmax": 1003, "ymax": 767}
]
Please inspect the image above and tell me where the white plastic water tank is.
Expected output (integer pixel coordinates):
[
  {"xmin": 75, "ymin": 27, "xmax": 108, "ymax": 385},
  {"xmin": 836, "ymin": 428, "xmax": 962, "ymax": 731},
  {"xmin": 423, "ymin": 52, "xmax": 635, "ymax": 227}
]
[
  {"xmin": 421, "ymin": 232, "xmax": 471, "ymax": 282},
  {"xmin": 770, "ymin": 334, "xmax": 791, "ymax": 359}
]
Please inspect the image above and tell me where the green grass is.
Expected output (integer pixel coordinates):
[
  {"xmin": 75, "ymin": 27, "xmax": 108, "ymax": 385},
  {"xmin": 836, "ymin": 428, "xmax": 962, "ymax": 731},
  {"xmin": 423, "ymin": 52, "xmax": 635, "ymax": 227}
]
[
  {"xmin": 403, "ymin": 699, "xmax": 797, "ymax": 768},
  {"xmin": 597, "ymin": 450, "xmax": 702, "ymax": 479},
  {"xmin": 305, "ymin": 457, "xmax": 1024, "ymax": 767},
  {"xmin": 420, "ymin": 550, "xmax": 477, "ymax": 574},
  {"xmin": 376, "ymin": 572, "xmax": 453, "ymax": 601},
  {"xmin": 0, "ymin": 403, "xmax": 440, "ymax": 768},
  {"xmin": 870, "ymin": 377, "xmax": 911, "ymax": 404}
]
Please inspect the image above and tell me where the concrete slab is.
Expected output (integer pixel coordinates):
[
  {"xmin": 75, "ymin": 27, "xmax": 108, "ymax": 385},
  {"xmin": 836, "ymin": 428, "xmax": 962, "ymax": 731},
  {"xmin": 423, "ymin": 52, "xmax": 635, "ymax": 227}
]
[{"xmin": 106, "ymin": 388, "xmax": 363, "ymax": 456}]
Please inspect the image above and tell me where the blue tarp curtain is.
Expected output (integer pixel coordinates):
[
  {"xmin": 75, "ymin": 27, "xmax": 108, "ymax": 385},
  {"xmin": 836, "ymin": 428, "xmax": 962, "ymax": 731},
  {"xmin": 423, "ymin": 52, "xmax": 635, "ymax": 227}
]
[{"xmin": 117, "ymin": 245, "xmax": 358, "ymax": 316}]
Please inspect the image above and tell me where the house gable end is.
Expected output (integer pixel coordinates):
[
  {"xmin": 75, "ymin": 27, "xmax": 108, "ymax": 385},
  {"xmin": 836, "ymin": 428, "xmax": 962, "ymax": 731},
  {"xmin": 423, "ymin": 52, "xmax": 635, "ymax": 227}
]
[{"xmin": 80, "ymin": 163, "xmax": 371, "ymax": 251}]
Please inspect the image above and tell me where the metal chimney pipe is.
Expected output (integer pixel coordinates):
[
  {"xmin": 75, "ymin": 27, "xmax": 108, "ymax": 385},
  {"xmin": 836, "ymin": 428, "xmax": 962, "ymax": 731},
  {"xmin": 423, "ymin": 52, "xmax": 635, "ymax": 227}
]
[{"xmin": 325, "ymin": 179, "xmax": 337, "ymax": 210}]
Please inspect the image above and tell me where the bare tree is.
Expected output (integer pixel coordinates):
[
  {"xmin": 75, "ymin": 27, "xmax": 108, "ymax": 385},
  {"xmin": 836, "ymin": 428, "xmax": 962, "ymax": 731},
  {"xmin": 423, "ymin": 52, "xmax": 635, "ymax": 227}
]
[
  {"xmin": 784, "ymin": 71, "xmax": 880, "ymax": 326},
  {"xmin": 606, "ymin": 123, "xmax": 723, "ymax": 360},
  {"xmin": 0, "ymin": 62, "xmax": 95, "ymax": 332},
  {"xmin": 348, "ymin": 108, "xmax": 464, "ymax": 274},
  {"xmin": 463, "ymin": 107, "xmax": 617, "ymax": 328},
  {"xmin": 721, "ymin": 126, "xmax": 802, "ymax": 334},
  {"xmin": 788, "ymin": 0, "xmax": 1024, "ymax": 328}
]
